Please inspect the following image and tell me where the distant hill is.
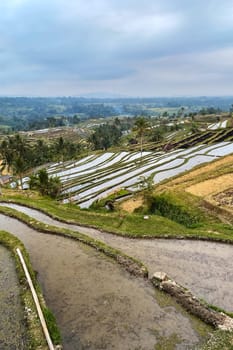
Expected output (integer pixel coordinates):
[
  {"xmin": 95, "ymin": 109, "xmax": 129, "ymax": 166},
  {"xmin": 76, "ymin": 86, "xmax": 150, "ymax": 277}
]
[{"xmin": 0, "ymin": 96, "xmax": 232, "ymax": 132}]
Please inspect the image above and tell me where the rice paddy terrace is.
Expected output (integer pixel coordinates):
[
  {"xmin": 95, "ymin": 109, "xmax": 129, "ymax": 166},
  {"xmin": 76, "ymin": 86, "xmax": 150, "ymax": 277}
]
[
  {"xmin": 45, "ymin": 140, "xmax": 233, "ymax": 208},
  {"xmin": 129, "ymin": 126, "xmax": 233, "ymax": 152}
]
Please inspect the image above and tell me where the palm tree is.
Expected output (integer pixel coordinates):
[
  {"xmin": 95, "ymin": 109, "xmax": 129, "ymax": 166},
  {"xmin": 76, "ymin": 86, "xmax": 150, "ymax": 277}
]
[
  {"xmin": 12, "ymin": 156, "xmax": 28, "ymax": 189},
  {"xmin": 0, "ymin": 139, "xmax": 14, "ymax": 174},
  {"xmin": 133, "ymin": 117, "xmax": 150, "ymax": 156},
  {"xmin": 29, "ymin": 168, "xmax": 62, "ymax": 198},
  {"xmin": 0, "ymin": 134, "xmax": 31, "ymax": 189}
]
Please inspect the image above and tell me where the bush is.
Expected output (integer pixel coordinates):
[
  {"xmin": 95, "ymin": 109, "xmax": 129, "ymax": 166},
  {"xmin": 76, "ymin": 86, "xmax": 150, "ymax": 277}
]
[
  {"xmin": 148, "ymin": 193, "xmax": 201, "ymax": 228},
  {"xmin": 29, "ymin": 169, "xmax": 62, "ymax": 199}
]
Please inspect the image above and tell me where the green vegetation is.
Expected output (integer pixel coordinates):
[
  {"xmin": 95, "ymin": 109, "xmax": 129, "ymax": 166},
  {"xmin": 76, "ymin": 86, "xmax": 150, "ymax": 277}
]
[
  {"xmin": 154, "ymin": 333, "xmax": 182, "ymax": 350},
  {"xmin": 133, "ymin": 116, "xmax": 151, "ymax": 155},
  {"xmin": 42, "ymin": 308, "xmax": 61, "ymax": 345},
  {"xmin": 147, "ymin": 192, "xmax": 201, "ymax": 228},
  {"xmin": 29, "ymin": 169, "xmax": 62, "ymax": 199},
  {"xmin": 0, "ymin": 230, "xmax": 61, "ymax": 348},
  {"xmin": 200, "ymin": 330, "xmax": 233, "ymax": 350},
  {"xmin": 0, "ymin": 134, "xmax": 82, "ymax": 182},
  {"xmin": 0, "ymin": 96, "xmax": 232, "ymax": 132},
  {"xmin": 1, "ymin": 189, "xmax": 233, "ymax": 243},
  {"xmin": 88, "ymin": 122, "xmax": 122, "ymax": 150},
  {"xmin": 90, "ymin": 188, "xmax": 131, "ymax": 210}
]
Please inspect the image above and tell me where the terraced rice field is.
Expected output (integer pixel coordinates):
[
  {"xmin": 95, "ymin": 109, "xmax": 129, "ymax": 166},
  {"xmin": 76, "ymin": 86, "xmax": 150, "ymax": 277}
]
[
  {"xmin": 43, "ymin": 141, "xmax": 233, "ymax": 207},
  {"xmin": 208, "ymin": 120, "xmax": 228, "ymax": 130}
]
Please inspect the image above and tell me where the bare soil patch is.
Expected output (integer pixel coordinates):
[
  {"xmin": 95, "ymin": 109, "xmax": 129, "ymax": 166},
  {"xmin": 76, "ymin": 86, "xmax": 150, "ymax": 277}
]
[
  {"xmin": 186, "ymin": 174, "xmax": 233, "ymax": 197},
  {"xmin": 120, "ymin": 197, "xmax": 143, "ymax": 213}
]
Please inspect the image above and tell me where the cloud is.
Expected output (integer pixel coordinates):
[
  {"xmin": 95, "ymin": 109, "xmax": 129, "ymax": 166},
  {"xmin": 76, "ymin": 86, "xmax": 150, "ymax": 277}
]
[{"xmin": 0, "ymin": 0, "xmax": 233, "ymax": 95}]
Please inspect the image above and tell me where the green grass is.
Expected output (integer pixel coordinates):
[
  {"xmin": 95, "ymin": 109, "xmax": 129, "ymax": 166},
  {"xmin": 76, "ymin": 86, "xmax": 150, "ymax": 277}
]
[
  {"xmin": 199, "ymin": 330, "xmax": 233, "ymax": 350},
  {"xmin": 154, "ymin": 333, "xmax": 182, "ymax": 350},
  {"xmin": 146, "ymin": 192, "xmax": 202, "ymax": 228},
  {"xmin": 1, "ymin": 190, "xmax": 233, "ymax": 243}
]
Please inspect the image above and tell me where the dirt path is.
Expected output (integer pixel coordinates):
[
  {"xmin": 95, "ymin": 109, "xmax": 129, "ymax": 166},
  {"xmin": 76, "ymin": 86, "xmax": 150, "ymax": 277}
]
[
  {"xmin": 0, "ymin": 212, "xmax": 207, "ymax": 350},
  {"xmin": 0, "ymin": 245, "xmax": 28, "ymax": 349},
  {"xmin": 3, "ymin": 203, "xmax": 233, "ymax": 314}
]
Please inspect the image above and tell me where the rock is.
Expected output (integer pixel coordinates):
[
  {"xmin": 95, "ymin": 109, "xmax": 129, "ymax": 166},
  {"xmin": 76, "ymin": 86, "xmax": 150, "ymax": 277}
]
[
  {"xmin": 153, "ymin": 271, "xmax": 169, "ymax": 282},
  {"xmin": 54, "ymin": 345, "xmax": 63, "ymax": 350},
  {"xmin": 218, "ymin": 315, "xmax": 233, "ymax": 331},
  {"xmin": 151, "ymin": 272, "xmax": 169, "ymax": 286},
  {"xmin": 150, "ymin": 272, "xmax": 232, "ymax": 329}
]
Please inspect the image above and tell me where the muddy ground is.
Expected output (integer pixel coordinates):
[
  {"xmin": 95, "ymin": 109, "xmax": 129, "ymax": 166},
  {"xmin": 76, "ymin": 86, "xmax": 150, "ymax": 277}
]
[
  {"xmin": 0, "ymin": 213, "xmax": 209, "ymax": 350},
  {"xmin": 3, "ymin": 203, "xmax": 233, "ymax": 313},
  {"xmin": 0, "ymin": 245, "xmax": 28, "ymax": 349}
]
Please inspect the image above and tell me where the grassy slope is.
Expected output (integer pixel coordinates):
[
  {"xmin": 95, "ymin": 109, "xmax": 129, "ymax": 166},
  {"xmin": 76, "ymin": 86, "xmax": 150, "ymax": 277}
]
[{"xmin": 1, "ymin": 185, "xmax": 233, "ymax": 243}]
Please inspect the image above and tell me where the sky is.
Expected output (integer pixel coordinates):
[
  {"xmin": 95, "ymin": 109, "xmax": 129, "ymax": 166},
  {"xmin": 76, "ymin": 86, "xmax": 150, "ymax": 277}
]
[{"xmin": 1, "ymin": 0, "xmax": 233, "ymax": 97}]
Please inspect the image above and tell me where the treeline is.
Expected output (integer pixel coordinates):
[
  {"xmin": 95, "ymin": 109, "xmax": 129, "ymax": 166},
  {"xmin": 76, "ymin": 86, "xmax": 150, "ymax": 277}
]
[
  {"xmin": 89, "ymin": 124, "xmax": 122, "ymax": 150},
  {"xmin": 0, "ymin": 134, "xmax": 82, "ymax": 184},
  {"xmin": 1, "ymin": 96, "xmax": 233, "ymax": 133},
  {"xmin": 88, "ymin": 117, "xmax": 135, "ymax": 150},
  {"xmin": 0, "ymin": 97, "xmax": 121, "ymax": 132}
]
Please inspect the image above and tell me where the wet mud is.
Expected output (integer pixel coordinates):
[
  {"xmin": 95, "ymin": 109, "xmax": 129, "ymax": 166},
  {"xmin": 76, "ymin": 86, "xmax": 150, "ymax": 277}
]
[
  {"xmin": 4, "ymin": 203, "xmax": 233, "ymax": 313},
  {"xmin": 0, "ymin": 245, "xmax": 28, "ymax": 349},
  {"xmin": 0, "ymin": 213, "xmax": 209, "ymax": 349}
]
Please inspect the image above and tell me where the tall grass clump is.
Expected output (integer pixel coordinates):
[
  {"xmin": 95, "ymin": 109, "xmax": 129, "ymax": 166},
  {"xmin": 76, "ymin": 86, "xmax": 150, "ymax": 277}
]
[{"xmin": 148, "ymin": 193, "xmax": 201, "ymax": 228}]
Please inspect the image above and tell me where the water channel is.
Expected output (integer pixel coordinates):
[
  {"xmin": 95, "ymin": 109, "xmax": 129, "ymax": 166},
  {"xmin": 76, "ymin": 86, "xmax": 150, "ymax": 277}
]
[
  {"xmin": 3, "ymin": 203, "xmax": 233, "ymax": 313},
  {"xmin": 0, "ymin": 212, "xmax": 210, "ymax": 349}
]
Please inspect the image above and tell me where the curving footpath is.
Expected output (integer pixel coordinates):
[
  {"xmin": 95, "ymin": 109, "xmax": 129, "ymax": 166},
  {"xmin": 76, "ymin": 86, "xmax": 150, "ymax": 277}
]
[
  {"xmin": 0, "ymin": 209, "xmax": 211, "ymax": 350},
  {"xmin": 2, "ymin": 202, "xmax": 233, "ymax": 314}
]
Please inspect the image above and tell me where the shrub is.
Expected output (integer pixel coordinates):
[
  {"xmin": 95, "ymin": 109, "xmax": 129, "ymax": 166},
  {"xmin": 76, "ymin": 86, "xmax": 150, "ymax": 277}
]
[
  {"xmin": 29, "ymin": 169, "xmax": 62, "ymax": 199},
  {"xmin": 148, "ymin": 193, "xmax": 201, "ymax": 228}
]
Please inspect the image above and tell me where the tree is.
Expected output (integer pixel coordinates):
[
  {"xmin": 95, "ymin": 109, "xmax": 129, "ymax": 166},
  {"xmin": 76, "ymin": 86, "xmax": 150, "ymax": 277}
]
[
  {"xmin": 138, "ymin": 175, "xmax": 154, "ymax": 204},
  {"xmin": 0, "ymin": 139, "xmax": 14, "ymax": 173},
  {"xmin": 0, "ymin": 134, "xmax": 31, "ymax": 188},
  {"xmin": 149, "ymin": 127, "xmax": 164, "ymax": 142},
  {"xmin": 88, "ymin": 123, "xmax": 122, "ymax": 150},
  {"xmin": 12, "ymin": 156, "xmax": 28, "ymax": 188},
  {"xmin": 190, "ymin": 122, "xmax": 199, "ymax": 134},
  {"xmin": 133, "ymin": 117, "xmax": 150, "ymax": 156},
  {"xmin": 53, "ymin": 136, "xmax": 82, "ymax": 162},
  {"xmin": 29, "ymin": 168, "xmax": 62, "ymax": 199}
]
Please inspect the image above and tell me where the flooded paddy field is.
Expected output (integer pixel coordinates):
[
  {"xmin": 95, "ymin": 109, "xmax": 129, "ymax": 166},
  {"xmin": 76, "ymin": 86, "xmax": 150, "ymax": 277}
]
[
  {"xmin": 0, "ymin": 213, "xmax": 211, "ymax": 349},
  {"xmin": 0, "ymin": 245, "xmax": 28, "ymax": 349},
  {"xmin": 42, "ymin": 143, "xmax": 233, "ymax": 207},
  {"xmin": 4, "ymin": 203, "xmax": 233, "ymax": 313}
]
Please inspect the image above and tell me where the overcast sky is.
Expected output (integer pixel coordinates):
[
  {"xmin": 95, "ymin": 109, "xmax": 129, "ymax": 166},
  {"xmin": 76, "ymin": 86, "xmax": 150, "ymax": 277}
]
[{"xmin": 1, "ymin": 0, "xmax": 233, "ymax": 97}]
